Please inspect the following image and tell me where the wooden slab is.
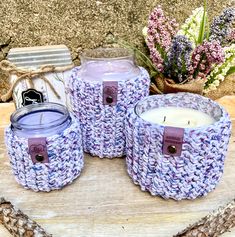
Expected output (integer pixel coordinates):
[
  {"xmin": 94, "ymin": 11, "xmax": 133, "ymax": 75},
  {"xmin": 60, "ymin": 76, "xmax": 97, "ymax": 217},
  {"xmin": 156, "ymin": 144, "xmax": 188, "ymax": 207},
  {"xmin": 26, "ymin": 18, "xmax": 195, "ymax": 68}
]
[{"xmin": 0, "ymin": 100, "xmax": 235, "ymax": 237}]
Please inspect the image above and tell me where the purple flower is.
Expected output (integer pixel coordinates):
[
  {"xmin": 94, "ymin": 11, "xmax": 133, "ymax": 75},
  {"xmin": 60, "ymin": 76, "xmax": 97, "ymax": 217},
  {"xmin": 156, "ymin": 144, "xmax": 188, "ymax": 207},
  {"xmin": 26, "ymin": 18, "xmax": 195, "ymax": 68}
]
[
  {"xmin": 225, "ymin": 29, "xmax": 235, "ymax": 44},
  {"xmin": 146, "ymin": 6, "xmax": 179, "ymax": 72},
  {"xmin": 209, "ymin": 8, "xmax": 235, "ymax": 44},
  {"xmin": 164, "ymin": 35, "xmax": 193, "ymax": 83},
  {"xmin": 189, "ymin": 41, "xmax": 225, "ymax": 80}
]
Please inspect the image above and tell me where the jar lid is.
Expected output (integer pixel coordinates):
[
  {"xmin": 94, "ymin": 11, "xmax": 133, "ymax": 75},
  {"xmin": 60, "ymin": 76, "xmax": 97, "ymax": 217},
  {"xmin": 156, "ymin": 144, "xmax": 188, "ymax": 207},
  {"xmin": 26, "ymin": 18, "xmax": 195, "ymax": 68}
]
[{"xmin": 7, "ymin": 45, "xmax": 72, "ymax": 70}]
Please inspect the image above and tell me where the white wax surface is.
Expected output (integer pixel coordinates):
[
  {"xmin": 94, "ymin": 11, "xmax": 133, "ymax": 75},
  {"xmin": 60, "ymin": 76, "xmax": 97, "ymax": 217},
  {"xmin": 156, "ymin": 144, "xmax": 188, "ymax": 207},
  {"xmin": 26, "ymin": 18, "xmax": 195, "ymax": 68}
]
[
  {"xmin": 140, "ymin": 107, "xmax": 216, "ymax": 128},
  {"xmin": 81, "ymin": 60, "xmax": 140, "ymax": 81}
]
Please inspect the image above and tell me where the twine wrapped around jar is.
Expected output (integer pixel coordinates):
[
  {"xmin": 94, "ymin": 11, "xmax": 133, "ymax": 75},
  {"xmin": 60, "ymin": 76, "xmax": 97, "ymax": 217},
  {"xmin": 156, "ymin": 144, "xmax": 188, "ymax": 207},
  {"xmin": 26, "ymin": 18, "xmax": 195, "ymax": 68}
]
[{"xmin": 0, "ymin": 60, "xmax": 74, "ymax": 102}]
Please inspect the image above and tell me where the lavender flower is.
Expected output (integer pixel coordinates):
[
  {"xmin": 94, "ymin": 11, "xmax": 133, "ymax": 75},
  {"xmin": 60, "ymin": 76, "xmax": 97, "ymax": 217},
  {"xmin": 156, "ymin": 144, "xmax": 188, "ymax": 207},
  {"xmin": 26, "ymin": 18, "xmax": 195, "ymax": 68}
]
[
  {"xmin": 209, "ymin": 8, "xmax": 235, "ymax": 44},
  {"xmin": 146, "ymin": 6, "xmax": 178, "ymax": 72},
  {"xmin": 189, "ymin": 40, "xmax": 225, "ymax": 80},
  {"xmin": 164, "ymin": 35, "xmax": 193, "ymax": 83},
  {"xmin": 225, "ymin": 29, "xmax": 235, "ymax": 44},
  {"xmin": 204, "ymin": 44, "xmax": 235, "ymax": 93}
]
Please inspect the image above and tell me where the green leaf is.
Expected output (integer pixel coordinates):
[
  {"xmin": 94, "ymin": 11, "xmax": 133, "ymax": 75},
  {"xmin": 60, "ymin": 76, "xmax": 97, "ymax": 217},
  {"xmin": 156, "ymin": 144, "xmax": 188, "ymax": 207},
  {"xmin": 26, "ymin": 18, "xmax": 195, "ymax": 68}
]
[
  {"xmin": 226, "ymin": 66, "xmax": 235, "ymax": 76},
  {"xmin": 205, "ymin": 11, "xmax": 210, "ymax": 40},
  {"xmin": 197, "ymin": 0, "xmax": 207, "ymax": 44},
  {"xmin": 117, "ymin": 39, "xmax": 160, "ymax": 74},
  {"xmin": 150, "ymin": 70, "xmax": 158, "ymax": 78}
]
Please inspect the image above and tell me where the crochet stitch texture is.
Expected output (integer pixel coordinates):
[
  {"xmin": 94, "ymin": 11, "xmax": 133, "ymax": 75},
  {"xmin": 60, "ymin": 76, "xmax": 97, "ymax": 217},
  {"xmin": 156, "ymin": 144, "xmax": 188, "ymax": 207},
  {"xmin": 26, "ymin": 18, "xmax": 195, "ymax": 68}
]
[
  {"xmin": 5, "ymin": 118, "xmax": 84, "ymax": 192},
  {"xmin": 67, "ymin": 66, "xmax": 150, "ymax": 158}
]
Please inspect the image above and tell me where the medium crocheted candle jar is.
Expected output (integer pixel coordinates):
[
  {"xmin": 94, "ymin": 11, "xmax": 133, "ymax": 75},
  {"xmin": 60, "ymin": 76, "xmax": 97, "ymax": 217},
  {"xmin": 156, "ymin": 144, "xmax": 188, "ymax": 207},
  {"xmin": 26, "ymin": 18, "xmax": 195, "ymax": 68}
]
[
  {"xmin": 67, "ymin": 48, "xmax": 150, "ymax": 158},
  {"xmin": 5, "ymin": 103, "xmax": 84, "ymax": 192},
  {"xmin": 125, "ymin": 93, "xmax": 232, "ymax": 200}
]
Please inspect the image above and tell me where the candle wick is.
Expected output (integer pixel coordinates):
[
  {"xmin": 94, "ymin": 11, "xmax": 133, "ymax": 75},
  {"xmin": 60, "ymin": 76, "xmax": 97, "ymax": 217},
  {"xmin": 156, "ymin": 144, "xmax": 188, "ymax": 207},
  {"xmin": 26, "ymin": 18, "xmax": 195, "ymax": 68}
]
[
  {"xmin": 163, "ymin": 116, "xmax": 166, "ymax": 123},
  {"xmin": 188, "ymin": 120, "xmax": 190, "ymax": 125},
  {"xmin": 40, "ymin": 114, "xmax": 43, "ymax": 125}
]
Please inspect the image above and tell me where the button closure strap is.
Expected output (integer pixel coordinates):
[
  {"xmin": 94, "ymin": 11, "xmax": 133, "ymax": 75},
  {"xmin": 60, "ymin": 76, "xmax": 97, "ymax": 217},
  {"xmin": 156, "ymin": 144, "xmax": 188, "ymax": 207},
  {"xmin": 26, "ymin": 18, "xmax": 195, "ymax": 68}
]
[
  {"xmin": 163, "ymin": 126, "xmax": 184, "ymax": 156},
  {"xmin": 28, "ymin": 137, "xmax": 49, "ymax": 164},
  {"xmin": 103, "ymin": 81, "xmax": 118, "ymax": 106}
]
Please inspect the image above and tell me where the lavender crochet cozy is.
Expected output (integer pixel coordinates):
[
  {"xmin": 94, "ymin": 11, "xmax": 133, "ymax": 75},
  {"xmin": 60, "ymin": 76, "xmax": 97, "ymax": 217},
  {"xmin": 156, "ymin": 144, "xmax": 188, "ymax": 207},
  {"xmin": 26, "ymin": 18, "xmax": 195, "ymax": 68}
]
[
  {"xmin": 67, "ymin": 66, "xmax": 150, "ymax": 158},
  {"xmin": 5, "ymin": 118, "xmax": 84, "ymax": 192},
  {"xmin": 125, "ymin": 93, "xmax": 231, "ymax": 200}
]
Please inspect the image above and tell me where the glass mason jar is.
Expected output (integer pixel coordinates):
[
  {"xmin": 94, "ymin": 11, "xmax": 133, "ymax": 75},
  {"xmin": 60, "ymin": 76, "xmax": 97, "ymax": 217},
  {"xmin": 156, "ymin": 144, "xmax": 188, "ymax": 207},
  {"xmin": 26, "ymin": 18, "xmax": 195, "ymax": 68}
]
[
  {"xmin": 6, "ymin": 45, "xmax": 73, "ymax": 109},
  {"xmin": 78, "ymin": 48, "xmax": 141, "ymax": 82},
  {"xmin": 10, "ymin": 102, "xmax": 72, "ymax": 138}
]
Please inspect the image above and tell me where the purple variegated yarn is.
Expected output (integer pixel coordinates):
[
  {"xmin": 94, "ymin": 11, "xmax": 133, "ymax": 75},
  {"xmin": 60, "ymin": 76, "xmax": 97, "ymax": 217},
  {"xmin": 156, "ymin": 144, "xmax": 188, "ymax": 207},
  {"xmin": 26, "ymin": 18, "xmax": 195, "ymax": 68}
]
[
  {"xmin": 5, "ymin": 118, "xmax": 84, "ymax": 192},
  {"xmin": 125, "ymin": 93, "xmax": 231, "ymax": 200},
  {"xmin": 67, "ymin": 66, "xmax": 150, "ymax": 158}
]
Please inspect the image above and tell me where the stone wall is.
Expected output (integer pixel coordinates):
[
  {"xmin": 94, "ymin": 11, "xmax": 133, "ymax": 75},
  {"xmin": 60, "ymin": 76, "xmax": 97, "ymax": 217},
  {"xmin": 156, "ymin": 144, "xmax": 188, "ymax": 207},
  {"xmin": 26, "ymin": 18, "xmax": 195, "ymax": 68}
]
[{"xmin": 0, "ymin": 0, "xmax": 234, "ymax": 98}]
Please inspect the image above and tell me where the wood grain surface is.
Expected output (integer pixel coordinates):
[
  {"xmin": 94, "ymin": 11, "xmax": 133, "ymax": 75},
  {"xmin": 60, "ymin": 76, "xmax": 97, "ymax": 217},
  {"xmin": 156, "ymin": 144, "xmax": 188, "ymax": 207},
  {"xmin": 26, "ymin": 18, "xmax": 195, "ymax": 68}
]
[{"xmin": 0, "ymin": 99, "xmax": 234, "ymax": 237}]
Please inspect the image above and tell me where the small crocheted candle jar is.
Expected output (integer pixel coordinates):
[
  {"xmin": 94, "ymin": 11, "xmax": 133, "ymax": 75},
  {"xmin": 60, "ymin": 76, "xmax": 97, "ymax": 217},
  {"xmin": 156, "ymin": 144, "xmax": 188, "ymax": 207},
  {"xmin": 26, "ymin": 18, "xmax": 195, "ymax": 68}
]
[
  {"xmin": 67, "ymin": 48, "xmax": 150, "ymax": 158},
  {"xmin": 125, "ymin": 93, "xmax": 232, "ymax": 200},
  {"xmin": 5, "ymin": 103, "xmax": 84, "ymax": 192}
]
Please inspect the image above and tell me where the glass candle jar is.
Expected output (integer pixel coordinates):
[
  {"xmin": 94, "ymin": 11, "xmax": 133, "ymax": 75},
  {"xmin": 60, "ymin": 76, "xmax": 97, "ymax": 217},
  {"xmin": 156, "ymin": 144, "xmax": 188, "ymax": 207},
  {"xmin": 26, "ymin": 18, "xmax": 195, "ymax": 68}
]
[
  {"xmin": 5, "ymin": 103, "xmax": 84, "ymax": 192},
  {"xmin": 79, "ymin": 48, "xmax": 140, "ymax": 82},
  {"xmin": 125, "ymin": 93, "xmax": 232, "ymax": 200},
  {"xmin": 66, "ymin": 48, "xmax": 150, "ymax": 158},
  {"xmin": 4, "ymin": 45, "xmax": 73, "ymax": 109},
  {"xmin": 10, "ymin": 103, "xmax": 72, "ymax": 138}
]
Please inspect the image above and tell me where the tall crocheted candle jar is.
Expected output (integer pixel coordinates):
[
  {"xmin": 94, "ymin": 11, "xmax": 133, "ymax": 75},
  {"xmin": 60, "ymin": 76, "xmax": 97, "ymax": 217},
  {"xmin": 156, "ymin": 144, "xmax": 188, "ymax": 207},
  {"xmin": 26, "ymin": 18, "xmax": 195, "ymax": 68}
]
[
  {"xmin": 67, "ymin": 48, "xmax": 150, "ymax": 158},
  {"xmin": 5, "ymin": 103, "xmax": 84, "ymax": 192},
  {"xmin": 125, "ymin": 93, "xmax": 232, "ymax": 200}
]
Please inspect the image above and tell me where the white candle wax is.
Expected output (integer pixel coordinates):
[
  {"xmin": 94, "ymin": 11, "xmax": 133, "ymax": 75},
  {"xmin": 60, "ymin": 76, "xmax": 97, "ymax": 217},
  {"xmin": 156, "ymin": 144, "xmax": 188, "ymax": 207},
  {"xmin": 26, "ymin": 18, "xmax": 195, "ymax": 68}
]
[{"xmin": 140, "ymin": 107, "xmax": 216, "ymax": 128}]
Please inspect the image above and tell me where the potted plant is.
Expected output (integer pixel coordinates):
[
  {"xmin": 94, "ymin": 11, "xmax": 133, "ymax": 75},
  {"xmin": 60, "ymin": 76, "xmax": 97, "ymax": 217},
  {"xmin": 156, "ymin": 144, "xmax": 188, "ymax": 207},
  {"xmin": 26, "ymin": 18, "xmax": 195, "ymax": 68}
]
[{"xmin": 127, "ymin": 2, "xmax": 235, "ymax": 97}]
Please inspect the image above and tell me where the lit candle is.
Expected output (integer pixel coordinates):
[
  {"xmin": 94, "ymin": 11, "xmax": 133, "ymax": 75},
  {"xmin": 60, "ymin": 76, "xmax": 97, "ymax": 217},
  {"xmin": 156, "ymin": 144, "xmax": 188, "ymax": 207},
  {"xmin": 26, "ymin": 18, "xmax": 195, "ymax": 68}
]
[{"xmin": 140, "ymin": 106, "xmax": 216, "ymax": 128}]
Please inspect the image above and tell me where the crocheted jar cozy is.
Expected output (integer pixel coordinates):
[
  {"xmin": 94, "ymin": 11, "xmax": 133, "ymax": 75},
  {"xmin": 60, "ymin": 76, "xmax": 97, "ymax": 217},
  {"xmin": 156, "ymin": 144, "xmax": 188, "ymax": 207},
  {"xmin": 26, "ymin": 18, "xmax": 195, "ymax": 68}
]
[
  {"xmin": 125, "ymin": 93, "xmax": 232, "ymax": 200},
  {"xmin": 5, "ymin": 118, "xmax": 84, "ymax": 192},
  {"xmin": 67, "ymin": 66, "xmax": 150, "ymax": 158}
]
